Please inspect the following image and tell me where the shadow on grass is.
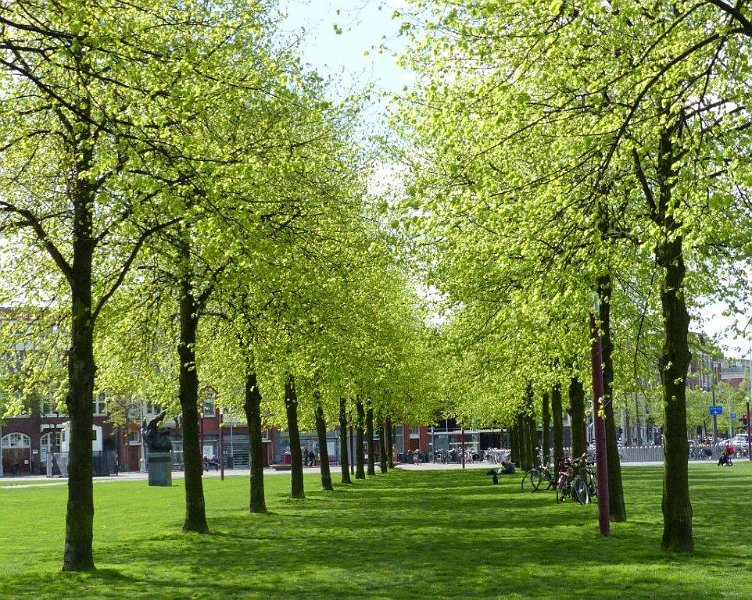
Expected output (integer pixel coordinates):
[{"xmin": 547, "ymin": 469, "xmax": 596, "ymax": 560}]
[{"xmin": 2, "ymin": 465, "xmax": 752, "ymax": 599}]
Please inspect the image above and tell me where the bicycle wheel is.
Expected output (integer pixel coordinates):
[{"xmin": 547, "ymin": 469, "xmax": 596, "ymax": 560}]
[
  {"xmin": 521, "ymin": 469, "xmax": 540, "ymax": 492},
  {"xmin": 542, "ymin": 468, "xmax": 555, "ymax": 490},
  {"xmin": 586, "ymin": 470, "xmax": 598, "ymax": 498},
  {"xmin": 556, "ymin": 479, "xmax": 568, "ymax": 503},
  {"xmin": 572, "ymin": 475, "xmax": 590, "ymax": 505}
]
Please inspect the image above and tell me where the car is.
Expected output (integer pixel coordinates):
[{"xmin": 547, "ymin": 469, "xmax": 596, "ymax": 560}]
[{"xmin": 716, "ymin": 434, "xmax": 749, "ymax": 447}]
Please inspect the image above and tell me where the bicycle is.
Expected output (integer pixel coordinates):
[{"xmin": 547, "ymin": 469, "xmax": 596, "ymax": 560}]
[
  {"xmin": 574, "ymin": 456, "xmax": 597, "ymax": 504},
  {"xmin": 556, "ymin": 455, "xmax": 591, "ymax": 505},
  {"xmin": 520, "ymin": 462, "xmax": 556, "ymax": 492}
]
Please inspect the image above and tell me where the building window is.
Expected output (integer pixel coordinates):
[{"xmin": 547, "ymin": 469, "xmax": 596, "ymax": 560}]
[
  {"xmin": 2, "ymin": 432, "xmax": 31, "ymax": 448},
  {"xmin": 202, "ymin": 391, "xmax": 216, "ymax": 418},
  {"xmin": 40, "ymin": 431, "xmax": 61, "ymax": 453},
  {"xmin": 128, "ymin": 431, "xmax": 140, "ymax": 445},
  {"xmin": 93, "ymin": 392, "xmax": 107, "ymax": 416},
  {"xmin": 40, "ymin": 395, "xmax": 59, "ymax": 417},
  {"xmin": 145, "ymin": 402, "xmax": 162, "ymax": 417}
]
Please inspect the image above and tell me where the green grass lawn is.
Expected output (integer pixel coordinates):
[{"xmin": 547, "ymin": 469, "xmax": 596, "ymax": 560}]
[{"xmin": 0, "ymin": 463, "xmax": 750, "ymax": 599}]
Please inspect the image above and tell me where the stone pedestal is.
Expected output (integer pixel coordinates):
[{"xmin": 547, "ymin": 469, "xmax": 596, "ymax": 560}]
[{"xmin": 147, "ymin": 452, "xmax": 172, "ymax": 486}]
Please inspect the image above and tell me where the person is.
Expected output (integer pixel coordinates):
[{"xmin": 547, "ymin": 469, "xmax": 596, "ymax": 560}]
[
  {"xmin": 718, "ymin": 450, "xmax": 732, "ymax": 467},
  {"xmin": 309, "ymin": 450, "xmax": 316, "ymax": 466}
]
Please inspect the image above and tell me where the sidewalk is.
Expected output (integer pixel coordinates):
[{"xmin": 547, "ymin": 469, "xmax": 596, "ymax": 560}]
[{"xmin": 1, "ymin": 459, "xmax": 672, "ymax": 488}]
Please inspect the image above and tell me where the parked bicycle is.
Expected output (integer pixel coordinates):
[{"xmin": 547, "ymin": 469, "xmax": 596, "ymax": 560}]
[
  {"xmin": 556, "ymin": 454, "xmax": 591, "ymax": 505},
  {"xmin": 520, "ymin": 461, "xmax": 556, "ymax": 492}
]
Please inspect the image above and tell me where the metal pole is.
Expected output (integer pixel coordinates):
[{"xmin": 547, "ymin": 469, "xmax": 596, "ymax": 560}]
[
  {"xmin": 590, "ymin": 311, "xmax": 610, "ymax": 536},
  {"xmin": 461, "ymin": 427, "xmax": 465, "ymax": 469},
  {"xmin": 634, "ymin": 390, "xmax": 641, "ymax": 447},
  {"xmin": 431, "ymin": 426, "xmax": 435, "ymax": 463},
  {"xmin": 219, "ymin": 412, "xmax": 224, "ymax": 481}
]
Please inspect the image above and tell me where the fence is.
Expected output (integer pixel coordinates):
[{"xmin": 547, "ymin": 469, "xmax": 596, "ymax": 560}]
[{"xmin": 52, "ymin": 451, "xmax": 118, "ymax": 477}]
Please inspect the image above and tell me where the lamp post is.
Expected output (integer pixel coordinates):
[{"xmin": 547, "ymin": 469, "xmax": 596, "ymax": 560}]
[{"xmin": 219, "ymin": 409, "xmax": 224, "ymax": 481}]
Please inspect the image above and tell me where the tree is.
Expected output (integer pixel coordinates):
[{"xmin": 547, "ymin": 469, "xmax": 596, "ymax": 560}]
[
  {"xmin": 395, "ymin": 0, "xmax": 752, "ymax": 552},
  {"xmin": 0, "ymin": 0, "xmax": 225, "ymax": 569}
]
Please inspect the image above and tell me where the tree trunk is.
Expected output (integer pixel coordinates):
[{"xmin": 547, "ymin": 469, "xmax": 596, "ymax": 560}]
[
  {"xmin": 62, "ymin": 146, "xmax": 97, "ymax": 572},
  {"xmin": 598, "ymin": 274, "xmax": 627, "ymax": 522},
  {"xmin": 177, "ymin": 269, "xmax": 209, "ymax": 534},
  {"xmin": 314, "ymin": 396, "xmax": 333, "ymax": 491},
  {"xmin": 243, "ymin": 371, "xmax": 266, "ymax": 513},
  {"xmin": 654, "ymin": 127, "xmax": 693, "ymax": 553},
  {"xmin": 285, "ymin": 374, "xmax": 305, "ymax": 499},
  {"xmin": 338, "ymin": 398, "xmax": 351, "ymax": 484},
  {"xmin": 386, "ymin": 417, "xmax": 394, "ymax": 468},
  {"xmin": 542, "ymin": 391, "xmax": 551, "ymax": 466},
  {"xmin": 552, "ymin": 384, "xmax": 564, "ymax": 469},
  {"xmin": 511, "ymin": 414, "xmax": 522, "ymax": 467},
  {"xmin": 63, "ymin": 263, "xmax": 96, "ymax": 571},
  {"xmin": 569, "ymin": 377, "xmax": 586, "ymax": 459},
  {"xmin": 378, "ymin": 423, "xmax": 388, "ymax": 473},
  {"xmin": 355, "ymin": 399, "xmax": 366, "ymax": 479},
  {"xmin": 366, "ymin": 405, "xmax": 376, "ymax": 476},
  {"xmin": 521, "ymin": 386, "xmax": 536, "ymax": 471}
]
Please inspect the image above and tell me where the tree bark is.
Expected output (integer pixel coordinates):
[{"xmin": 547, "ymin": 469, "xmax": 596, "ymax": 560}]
[
  {"xmin": 521, "ymin": 385, "xmax": 536, "ymax": 471},
  {"xmin": 542, "ymin": 391, "xmax": 551, "ymax": 466},
  {"xmin": 598, "ymin": 274, "xmax": 627, "ymax": 522},
  {"xmin": 366, "ymin": 404, "xmax": 376, "ymax": 476},
  {"xmin": 386, "ymin": 417, "xmax": 394, "ymax": 468},
  {"xmin": 63, "ymin": 248, "xmax": 96, "ymax": 571},
  {"xmin": 314, "ymin": 395, "xmax": 333, "ymax": 491},
  {"xmin": 61, "ymin": 132, "xmax": 97, "ymax": 572},
  {"xmin": 569, "ymin": 377, "xmax": 586, "ymax": 459},
  {"xmin": 510, "ymin": 418, "xmax": 520, "ymax": 466},
  {"xmin": 552, "ymin": 384, "xmax": 564, "ymax": 469},
  {"xmin": 243, "ymin": 371, "xmax": 266, "ymax": 513},
  {"xmin": 285, "ymin": 374, "xmax": 305, "ymax": 499},
  {"xmin": 177, "ymin": 266, "xmax": 209, "ymax": 534},
  {"xmin": 355, "ymin": 399, "xmax": 366, "ymax": 479},
  {"xmin": 378, "ymin": 423, "xmax": 388, "ymax": 473},
  {"xmin": 654, "ymin": 127, "xmax": 693, "ymax": 552},
  {"xmin": 338, "ymin": 398, "xmax": 351, "ymax": 484}
]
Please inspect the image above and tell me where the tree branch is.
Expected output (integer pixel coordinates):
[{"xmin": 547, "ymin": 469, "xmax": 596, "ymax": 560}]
[
  {"xmin": 92, "ymin": 216, "xmax": 181, "ymax": 321},
  {"xmin": 0, "ymin": 202, "xmax": 73, "ymax": 284}
]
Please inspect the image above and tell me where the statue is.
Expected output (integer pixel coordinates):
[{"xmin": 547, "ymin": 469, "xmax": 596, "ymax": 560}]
[{"xmin": 142, "ymin": 410, "xmax": 172, "ymax": 453}]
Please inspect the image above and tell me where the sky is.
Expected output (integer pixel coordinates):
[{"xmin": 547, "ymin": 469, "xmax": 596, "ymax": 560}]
[
  {"xmin": 278, "ymin": 0, "xmax": 412, "ymax": 115},
  {"xmin": 278, "ymin": 1, "xmax": 752, "ymax": 361}
]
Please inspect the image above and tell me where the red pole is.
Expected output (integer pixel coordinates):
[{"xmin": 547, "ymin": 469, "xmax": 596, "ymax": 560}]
[
  {"xmin": 746, "ymin": 402, "xmax": 751, "ymax": 462},
  {"xmin": 590, "ymin": 311, "xmax": 610, "ymax": 536}
]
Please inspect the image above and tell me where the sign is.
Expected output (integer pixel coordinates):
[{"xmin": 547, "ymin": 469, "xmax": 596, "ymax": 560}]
[
  {"xmin": 709, "ymin": 406, "xmax": 723, "ymax": 416},
  {"xmin": 731, "ymin": 412, "xmax": 737, "ymax": 420}
]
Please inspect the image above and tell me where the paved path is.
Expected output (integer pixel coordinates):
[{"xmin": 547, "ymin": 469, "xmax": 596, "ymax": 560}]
[{"xmin": 0, "ymin": 459, "xmax": 685, "ymax": 489}]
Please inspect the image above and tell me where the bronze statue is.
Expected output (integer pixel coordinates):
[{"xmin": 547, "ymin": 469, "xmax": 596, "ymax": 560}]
[{"xmin": 142, "ymin": 410, "xmax": 172, "ymax": 453}]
